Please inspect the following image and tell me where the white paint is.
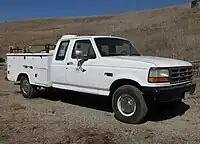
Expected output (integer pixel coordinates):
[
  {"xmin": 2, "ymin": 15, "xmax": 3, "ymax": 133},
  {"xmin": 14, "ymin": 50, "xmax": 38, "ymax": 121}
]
[
  {"xmin": 60, "ymin": 35, "xmax": 77, "ymax": 40},
  {"xmin": 6, "ymin": 53, "xmax": 53, "ymax": 87},
  {"xmin": 6, "ymin": 35, "xmax": 193, "ymax": 96}
]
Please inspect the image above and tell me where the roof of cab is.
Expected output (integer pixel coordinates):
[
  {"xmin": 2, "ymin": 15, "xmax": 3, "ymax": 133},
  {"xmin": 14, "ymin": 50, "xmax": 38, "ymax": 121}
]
[{"xmin": 59, "ymin": 35, "xmax": 128, "ymax": 41}]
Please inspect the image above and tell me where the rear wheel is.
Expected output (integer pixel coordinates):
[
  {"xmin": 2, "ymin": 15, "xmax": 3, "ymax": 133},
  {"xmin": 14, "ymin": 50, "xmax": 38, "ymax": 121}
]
[
  {"xmin": 20, "ymin": 76, "xmax": 37, "ymax": 98},
  {"xmin": 112, "ymin": 85, "xmax": 148, "ymax": 124}
]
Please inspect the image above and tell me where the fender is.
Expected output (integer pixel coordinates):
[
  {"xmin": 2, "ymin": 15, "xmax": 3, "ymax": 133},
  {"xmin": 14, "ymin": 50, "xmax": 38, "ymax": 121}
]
[{"xmin": 16, "ymin": 73, "xmax": 32, "ymax": 84}]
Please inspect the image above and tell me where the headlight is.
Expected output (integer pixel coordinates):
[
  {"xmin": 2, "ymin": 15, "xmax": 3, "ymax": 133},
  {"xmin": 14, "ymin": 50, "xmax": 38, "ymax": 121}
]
[{"xmin": 148, "ymin": 68, "xmax": 169, "ymax": 83}]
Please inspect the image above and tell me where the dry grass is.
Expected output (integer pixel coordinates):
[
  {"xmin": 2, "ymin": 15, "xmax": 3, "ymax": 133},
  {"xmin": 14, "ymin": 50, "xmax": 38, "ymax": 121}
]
[{"xmin": 0, "ymin": 3, "xmax": 200, "ymax": 61}]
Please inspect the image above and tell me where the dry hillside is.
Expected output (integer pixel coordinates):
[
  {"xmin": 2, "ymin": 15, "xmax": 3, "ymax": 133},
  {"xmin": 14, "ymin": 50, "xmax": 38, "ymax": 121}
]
[{"xmin": 0, "ymin": 3, "xmax": 200, "ymax": 60}]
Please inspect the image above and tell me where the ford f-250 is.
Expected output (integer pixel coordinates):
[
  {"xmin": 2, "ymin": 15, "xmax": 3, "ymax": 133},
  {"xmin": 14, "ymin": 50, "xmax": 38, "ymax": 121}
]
[{"xmin": 6, "ymin": 35, "xmax": 196, "ymax": 124}]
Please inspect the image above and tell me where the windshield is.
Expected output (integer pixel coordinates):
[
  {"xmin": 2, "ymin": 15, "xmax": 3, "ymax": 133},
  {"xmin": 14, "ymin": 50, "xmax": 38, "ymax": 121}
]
[{"xmin": 94, "ymin": 37, "xmax": 141, "ymax": 57}]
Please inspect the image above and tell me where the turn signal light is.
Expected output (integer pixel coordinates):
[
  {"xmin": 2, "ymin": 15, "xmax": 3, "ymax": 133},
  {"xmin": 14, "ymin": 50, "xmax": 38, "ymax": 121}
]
[{"xmin": 148, "ymin": 77, "xmax": 169, "ymax": 83}]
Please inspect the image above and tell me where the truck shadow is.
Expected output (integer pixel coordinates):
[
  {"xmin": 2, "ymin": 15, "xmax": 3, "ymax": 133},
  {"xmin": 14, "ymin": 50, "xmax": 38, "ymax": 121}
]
[
  {"xmin": 37, "ymin": 89, "xmax": 190, "ymax": 123},
  {"xmin": 39, "ymin": 89, "xmax": 113, "ymax": 112},
  {"xmin": 148, "ymin": 102, "xmax": 189, "ymax": 121},
  {"xmin": 137, "ymin": 102, "xmax": 190, "ymax": 124}
]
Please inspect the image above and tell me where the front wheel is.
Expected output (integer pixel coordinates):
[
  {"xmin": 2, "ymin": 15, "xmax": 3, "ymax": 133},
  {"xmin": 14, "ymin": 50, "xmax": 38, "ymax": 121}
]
[
  {"xmin": 20, "ymin": 76, "xmax": 37, "ymax": 98},
  {"xmin": 112, "ymin": 85, "xmax": 148, "ymax": 124}
]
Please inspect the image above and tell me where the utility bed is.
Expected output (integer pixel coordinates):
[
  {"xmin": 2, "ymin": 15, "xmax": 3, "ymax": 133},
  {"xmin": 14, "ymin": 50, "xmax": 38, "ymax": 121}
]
[{"xmin": 7, "ymin": 52, "xmax": 53, "ymax": 87}]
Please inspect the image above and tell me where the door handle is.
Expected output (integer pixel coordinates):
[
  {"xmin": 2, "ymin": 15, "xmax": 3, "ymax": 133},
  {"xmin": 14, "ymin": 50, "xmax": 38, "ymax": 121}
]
[{"xmin": 66, "ymin": 62, "xmax": 73, "ymax": 65}]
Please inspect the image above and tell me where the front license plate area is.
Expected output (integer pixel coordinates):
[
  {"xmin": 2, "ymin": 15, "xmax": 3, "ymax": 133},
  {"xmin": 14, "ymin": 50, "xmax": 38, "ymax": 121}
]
[{"xmin": 184, "ymin": 91, "xmax": 191, "ymax": 99}]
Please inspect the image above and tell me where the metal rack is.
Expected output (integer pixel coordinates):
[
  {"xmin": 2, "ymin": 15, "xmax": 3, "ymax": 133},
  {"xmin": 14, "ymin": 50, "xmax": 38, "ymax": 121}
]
[{"xmin": 9, "ymin": 44, "xmax": 56, "ymax": 53}]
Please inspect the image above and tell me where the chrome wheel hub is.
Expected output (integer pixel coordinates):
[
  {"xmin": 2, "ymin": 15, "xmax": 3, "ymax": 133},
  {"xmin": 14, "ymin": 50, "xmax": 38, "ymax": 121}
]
[
  {"xmin": 22, "ymin": 80, "xmax": 30, "ymax": 94},
  {"xmin": 117, "ymin": 94, "xmax": 136, "ymax": 117}
]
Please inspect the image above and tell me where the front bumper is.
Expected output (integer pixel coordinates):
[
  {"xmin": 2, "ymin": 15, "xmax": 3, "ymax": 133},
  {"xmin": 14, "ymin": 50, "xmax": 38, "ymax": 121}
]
[{"xmin": 142, "ymin": 81, "xmax": 196, "ymax": 103}]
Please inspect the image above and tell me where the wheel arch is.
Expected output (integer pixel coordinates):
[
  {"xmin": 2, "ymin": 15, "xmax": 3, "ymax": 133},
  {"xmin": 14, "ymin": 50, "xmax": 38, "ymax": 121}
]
[
  {"xmin": 16, "ymin": 73, "xmax": 30, "ymax": 82},
  {"xmin": 109, "ymin": 79, "xmax": 142, "ymax": 96}
]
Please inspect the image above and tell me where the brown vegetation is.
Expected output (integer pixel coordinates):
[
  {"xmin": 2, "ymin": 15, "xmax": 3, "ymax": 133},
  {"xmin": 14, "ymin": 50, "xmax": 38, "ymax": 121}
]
[{"xmin": 0, "ymin": 3, "xmax": 200, "ymax": 61}]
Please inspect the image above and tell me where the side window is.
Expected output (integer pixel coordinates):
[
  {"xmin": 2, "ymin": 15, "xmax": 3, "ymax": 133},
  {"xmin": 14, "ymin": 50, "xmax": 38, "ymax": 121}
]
[
  {"xmin": 71, "ymin": 40, "xmax": 96, "ymax": 59},
  {"xmin": 55, "ymin": 41, "xmax": 70, "ymax": 60}
]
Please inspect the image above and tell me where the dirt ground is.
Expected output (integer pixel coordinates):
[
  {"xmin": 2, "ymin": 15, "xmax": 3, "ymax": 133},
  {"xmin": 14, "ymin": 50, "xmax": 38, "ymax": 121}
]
[{"xmin": 0, "ymin": 64, "xmax": 200, "ymax": 144}]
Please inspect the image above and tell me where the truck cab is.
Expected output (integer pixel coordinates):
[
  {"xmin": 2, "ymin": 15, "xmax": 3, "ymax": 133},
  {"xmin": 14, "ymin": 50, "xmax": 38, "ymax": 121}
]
[{"xmin": 6, "ymin": 35, "xmax": 196, "ymax": 124}]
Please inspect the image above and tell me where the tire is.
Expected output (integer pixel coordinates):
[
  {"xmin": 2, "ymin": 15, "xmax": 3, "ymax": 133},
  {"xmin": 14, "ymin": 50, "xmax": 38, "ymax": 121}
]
[
  {"xmin": 112, "ymin": 85, "xmax": 148, "ymax": 124},
  {"xmin": 20, "ymin": 76, "xmax": 37, "ymax": 98}
]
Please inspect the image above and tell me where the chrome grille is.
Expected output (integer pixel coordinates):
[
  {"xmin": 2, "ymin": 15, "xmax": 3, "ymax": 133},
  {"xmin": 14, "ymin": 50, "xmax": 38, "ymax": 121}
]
[{"xmin": 169, "ymin": 66, "xmax": 193, "ymax": 84}]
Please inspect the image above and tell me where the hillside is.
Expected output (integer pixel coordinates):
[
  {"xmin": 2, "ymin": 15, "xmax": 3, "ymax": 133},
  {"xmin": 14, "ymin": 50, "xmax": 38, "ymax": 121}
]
[{"xmin": 0, "ymin": 3, "xmax": 200, "ymax": 60}]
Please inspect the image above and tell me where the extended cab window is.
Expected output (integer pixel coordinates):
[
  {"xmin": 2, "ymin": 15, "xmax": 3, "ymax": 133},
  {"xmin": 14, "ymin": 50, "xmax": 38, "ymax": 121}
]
[
  {"xmin": 71, "ymin": 40, "xmax": 96, "ymax": 59},
  {"xmin": 55, "ymin": 41, "xmax": 70, "ymax": 60}
]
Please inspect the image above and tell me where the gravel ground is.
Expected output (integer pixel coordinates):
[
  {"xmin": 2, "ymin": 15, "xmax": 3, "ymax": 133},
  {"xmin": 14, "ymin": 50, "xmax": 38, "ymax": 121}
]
[{"xmin": 0, "ymin": 66, "xmax": 200, "ymax": 144}]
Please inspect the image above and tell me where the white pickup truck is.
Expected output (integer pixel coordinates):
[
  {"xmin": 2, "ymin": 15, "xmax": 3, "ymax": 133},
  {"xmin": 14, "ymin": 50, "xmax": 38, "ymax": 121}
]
[{"xmin": 6, "ymin": 35, "xmax": 196, "ymax": 124}]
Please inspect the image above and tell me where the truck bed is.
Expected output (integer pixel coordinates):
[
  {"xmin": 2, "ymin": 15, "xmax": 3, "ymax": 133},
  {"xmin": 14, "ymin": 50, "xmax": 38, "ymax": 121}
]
[{"xmin": 6, "ymin": 53, "xmax": 53, "ymax": 87}]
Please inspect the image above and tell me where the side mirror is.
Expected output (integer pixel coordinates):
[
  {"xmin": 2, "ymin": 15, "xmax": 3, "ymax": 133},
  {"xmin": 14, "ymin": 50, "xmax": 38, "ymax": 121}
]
[{"xmin": 75, "ymin": 50, "xmax": 84, "ymax": 59}]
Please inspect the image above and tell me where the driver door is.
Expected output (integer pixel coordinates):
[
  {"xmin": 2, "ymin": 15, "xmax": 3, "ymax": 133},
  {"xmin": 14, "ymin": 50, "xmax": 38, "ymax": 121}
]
[{"xmin": 65, "ymin": 39, "xmax": 98, "ymax": 89}]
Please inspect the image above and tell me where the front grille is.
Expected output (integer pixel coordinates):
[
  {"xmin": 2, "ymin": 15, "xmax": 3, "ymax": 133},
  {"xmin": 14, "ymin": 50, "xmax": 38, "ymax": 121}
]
[{"xmin": 169, "ymin": 66, "xmax": 193, "ymax": 84}]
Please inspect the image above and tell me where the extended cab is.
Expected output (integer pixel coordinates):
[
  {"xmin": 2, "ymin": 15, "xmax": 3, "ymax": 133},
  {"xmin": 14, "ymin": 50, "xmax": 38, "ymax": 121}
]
[{"xmin": 6, "ymin": 35, "xmax": 196, "ymax": 124}]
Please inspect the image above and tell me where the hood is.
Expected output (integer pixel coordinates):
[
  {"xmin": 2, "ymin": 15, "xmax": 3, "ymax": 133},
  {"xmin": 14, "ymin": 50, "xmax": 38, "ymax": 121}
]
[{"xmin": 105, "ymin": 56, "xmax": 192, "ymax": 67}]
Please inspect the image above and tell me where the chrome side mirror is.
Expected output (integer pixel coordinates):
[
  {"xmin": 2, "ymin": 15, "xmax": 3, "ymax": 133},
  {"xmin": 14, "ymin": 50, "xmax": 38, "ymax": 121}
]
[{"xmin": 75, "ymin": 50, "xmax": 84, "ymax": 59}]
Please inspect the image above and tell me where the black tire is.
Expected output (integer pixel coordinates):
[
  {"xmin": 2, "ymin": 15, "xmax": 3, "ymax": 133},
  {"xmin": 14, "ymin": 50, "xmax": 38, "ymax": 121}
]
[
  {"xmin": 20, "ymin": 76, "xmax": 37, "ymax": 98},
  {"xmin": 112, "ymin": 85, "xmax": 148, "ymax": 124}
]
